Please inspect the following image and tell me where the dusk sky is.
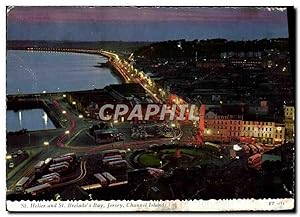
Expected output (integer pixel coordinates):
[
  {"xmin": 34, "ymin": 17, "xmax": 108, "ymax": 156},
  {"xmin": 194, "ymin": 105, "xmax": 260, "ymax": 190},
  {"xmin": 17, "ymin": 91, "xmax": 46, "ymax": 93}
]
[{"xmin": 7, "ymin": 7, "xmax": 289, "ymax": 41}]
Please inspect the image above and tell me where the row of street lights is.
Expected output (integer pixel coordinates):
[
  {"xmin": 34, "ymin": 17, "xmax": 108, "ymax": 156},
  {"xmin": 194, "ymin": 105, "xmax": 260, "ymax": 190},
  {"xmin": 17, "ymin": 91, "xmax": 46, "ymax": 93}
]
[{"xmin": 115, "ymin": 55, "xmax": 168, "ymax": 102}]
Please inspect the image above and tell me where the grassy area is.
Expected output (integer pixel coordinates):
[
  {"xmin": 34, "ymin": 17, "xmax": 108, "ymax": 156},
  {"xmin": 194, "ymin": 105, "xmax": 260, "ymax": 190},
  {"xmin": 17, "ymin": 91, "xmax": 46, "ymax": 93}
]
[
  {"xmin": 161, "ymin": 148, "xmax": 208, "ymax": 157},
  {"xmin": 138, "ymin": 153, "xmax": 161, "ymax": 167},
  {"xmin": 138, "ymin": 148, "xmax": 223, "ymax": 167}
]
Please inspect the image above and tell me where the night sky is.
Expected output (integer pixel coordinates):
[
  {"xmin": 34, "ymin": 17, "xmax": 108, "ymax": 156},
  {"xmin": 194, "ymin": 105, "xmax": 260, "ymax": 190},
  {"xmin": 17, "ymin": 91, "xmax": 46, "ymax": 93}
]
[{"xmin": 7, "ymin": 7, "xmax": 289, "ymax": 41}]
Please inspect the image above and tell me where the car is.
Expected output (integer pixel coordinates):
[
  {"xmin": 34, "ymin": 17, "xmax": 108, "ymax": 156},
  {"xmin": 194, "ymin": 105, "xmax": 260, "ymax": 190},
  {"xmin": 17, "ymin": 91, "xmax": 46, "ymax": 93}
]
[{"xmin": 9, "ymin": 162, "xmax": 14, "ymax": 168}]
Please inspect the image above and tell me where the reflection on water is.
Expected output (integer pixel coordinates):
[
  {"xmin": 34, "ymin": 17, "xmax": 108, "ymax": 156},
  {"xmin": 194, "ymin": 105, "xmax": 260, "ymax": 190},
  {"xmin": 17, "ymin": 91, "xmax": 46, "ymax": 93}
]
[
  {"xmin": 6, "ymin": 109, "xmax": 56, "ymax": 132},
  {"xmin": 7, "ymin": 50, "xmax": 122, "ymax": 132}
]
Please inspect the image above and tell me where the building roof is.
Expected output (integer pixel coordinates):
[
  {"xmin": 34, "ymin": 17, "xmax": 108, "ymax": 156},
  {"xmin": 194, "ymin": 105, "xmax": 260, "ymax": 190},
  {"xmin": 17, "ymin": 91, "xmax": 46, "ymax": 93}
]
[
  {"xmin": 207, "ymin": 105, "xmax": 245, "ymax": 116},
  {"xmin": 243, "ymin": 113, "xmax": 284, "ymax": 123}
]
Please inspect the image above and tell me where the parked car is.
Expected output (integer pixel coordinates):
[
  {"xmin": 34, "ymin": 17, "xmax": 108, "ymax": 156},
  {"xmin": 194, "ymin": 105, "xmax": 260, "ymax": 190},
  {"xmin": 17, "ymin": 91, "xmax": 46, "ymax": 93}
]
[{"xmin": 9, "ymin": 162, "xmax": 15, "ymax": 168}]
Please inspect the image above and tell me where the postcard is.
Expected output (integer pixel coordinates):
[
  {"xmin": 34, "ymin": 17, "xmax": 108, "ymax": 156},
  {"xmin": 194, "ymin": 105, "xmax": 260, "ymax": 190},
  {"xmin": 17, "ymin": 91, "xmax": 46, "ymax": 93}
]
[{"xmin": 6, "ymin": 6, "xmax": 295, "ymax": 212}]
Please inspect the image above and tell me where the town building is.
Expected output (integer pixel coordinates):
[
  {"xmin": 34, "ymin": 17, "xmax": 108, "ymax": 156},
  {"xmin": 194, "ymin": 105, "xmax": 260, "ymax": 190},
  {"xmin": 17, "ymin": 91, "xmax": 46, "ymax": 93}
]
[
  {"xmin": 203, "ymin": 110, "xmax": 285, "ymax": 145},
  {"xmin": 284, "ymin": 105, "xmax": 295, "ymax": 143}
]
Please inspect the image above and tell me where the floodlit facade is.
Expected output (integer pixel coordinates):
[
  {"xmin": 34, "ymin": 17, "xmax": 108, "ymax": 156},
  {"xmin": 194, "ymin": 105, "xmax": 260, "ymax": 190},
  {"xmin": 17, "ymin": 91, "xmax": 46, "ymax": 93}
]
[
  {"xmin": 284, "ymin": 105, "xmax": 295, "ymax": 143},
  {"xmin": 204, "ymin": 111, "xmax": 285, "ymax": 145}
]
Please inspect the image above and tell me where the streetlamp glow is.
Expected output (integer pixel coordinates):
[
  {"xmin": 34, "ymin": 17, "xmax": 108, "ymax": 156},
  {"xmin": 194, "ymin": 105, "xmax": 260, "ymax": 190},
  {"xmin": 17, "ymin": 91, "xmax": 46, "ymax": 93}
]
[
  {"xmin": 65, "ymin": 130, "xmax": 70, "ymax": 135},
  {"xmin": 43, "ymin": 141, "xmax": 49, "ymax": 146},
  {"xmin": 78, "ymin": 114, "xmax": 83, "ymax": 118},
  {"xmin": 62, "ymin": 110, "xmax": 66, "ymax": 114},
  {"xmin": 72, "ymin": 101, "xmax": 76, "ymax": 105}
]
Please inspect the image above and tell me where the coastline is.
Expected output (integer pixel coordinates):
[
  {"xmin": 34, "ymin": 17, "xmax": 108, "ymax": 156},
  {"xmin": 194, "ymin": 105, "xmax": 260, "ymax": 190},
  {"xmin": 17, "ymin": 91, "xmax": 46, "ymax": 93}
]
[{"xmin": 6, "ymin": 49, "xmax": 125, "ymax": 95}]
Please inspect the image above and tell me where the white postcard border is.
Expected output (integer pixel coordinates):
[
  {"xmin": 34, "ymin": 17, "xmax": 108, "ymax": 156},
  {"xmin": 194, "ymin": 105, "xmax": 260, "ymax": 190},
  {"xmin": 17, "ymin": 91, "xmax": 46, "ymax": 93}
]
[{"xmin": 7, "ymin": 198, "xmax": 294, "ymax": 212}]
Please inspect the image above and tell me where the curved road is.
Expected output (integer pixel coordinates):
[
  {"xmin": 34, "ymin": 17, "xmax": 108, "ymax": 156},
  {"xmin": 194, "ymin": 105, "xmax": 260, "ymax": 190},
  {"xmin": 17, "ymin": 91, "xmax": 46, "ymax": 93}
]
[{"xmin": 52, "ymin": 160, "xmax": 87, "ymax": 188}]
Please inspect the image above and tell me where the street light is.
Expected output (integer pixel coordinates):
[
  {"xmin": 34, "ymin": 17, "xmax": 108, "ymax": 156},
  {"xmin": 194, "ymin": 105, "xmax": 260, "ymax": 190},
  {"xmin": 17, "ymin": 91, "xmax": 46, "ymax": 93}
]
[
  {"xmin": 78, "ymin": 114, "xmax": 83, "ymax": 119},
  {"xmin": 62, "ymin": 110, "xmax": 66, "ymax": 114},
  {"xmin": 43, "ymin": 141, "xmax": 49, "ymax": 146},
  {"xmin": 72, "ymin": 101, "xmax": 76, "ymax": 105},
  {"xmin": 160, "ymin": 160, "xmax": 163, "ymax": 168},
  {"xmin": 63, "ymin": 94, "xmax": 67, "ymax": 98},
  {"xmin": 65, "ymin": 130, "xmax": 70, "ymax": 140}
]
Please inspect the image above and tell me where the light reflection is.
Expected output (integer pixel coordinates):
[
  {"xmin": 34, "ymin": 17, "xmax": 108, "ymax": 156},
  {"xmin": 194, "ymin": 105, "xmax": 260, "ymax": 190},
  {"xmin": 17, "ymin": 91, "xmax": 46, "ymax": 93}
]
[
  {"xmin": 18, "ymin": 111, "xmax": 22, "ymax": 128},
  {"xmin": 42, "ymin": 111, "xmax": 48, "ymax": 126}
]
